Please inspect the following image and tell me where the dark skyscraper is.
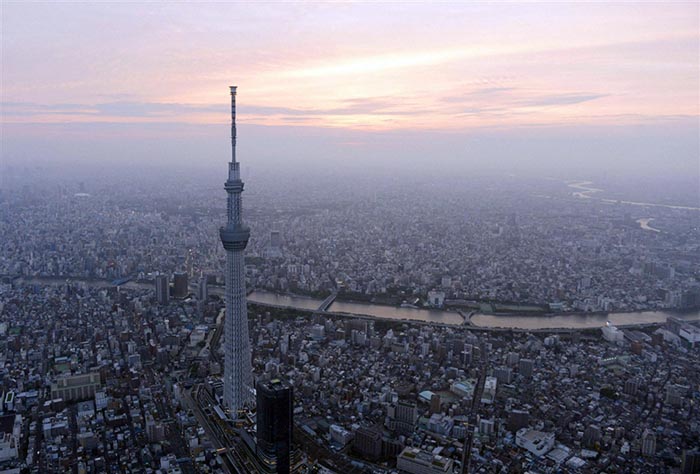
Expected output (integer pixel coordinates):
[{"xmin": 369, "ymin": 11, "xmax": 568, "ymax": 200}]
[
  {"xmin": 256, "ymin": 379, "xmax": 293, "ymax": 474},
  {"xmin": 172, "ymin": 272, "xmax": 188, "ymax": 298},
  {"xmin": 270, "ymin": 230, "xmax": 281, "ymax": 249},
  {"xmin": 155, "ymin": 274, "xmax": 169, "ymax": 305}
]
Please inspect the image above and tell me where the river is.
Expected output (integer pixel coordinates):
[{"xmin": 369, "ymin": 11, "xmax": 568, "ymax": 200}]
[
  {"xmin": 248, "ymin": 291, "xmax": 462, "ymax": 324},
  {"xmin": 636, "ymin": 218, "xmax": 661, "ymax": 233},
  {"xmin": 567, "ymin": 180, "xmax": 700, "ymax": 211},
  {"xmin": 248, "ymin": 290, "xmax": 699, "ymax": 330},
  {"xmin": 247, "ymin": 291, "xmax": 325, "ymax": 311},
  {"xmin": 470, "ymin": 309, "xmax": 700, "ymax": 330},
  {"xmin": 14, "ymin": 278, "xmax": 699, "ymax": 330},
  {"xmin": 327, "ymin": 299, "xmax": 463, "ymax": 325}
]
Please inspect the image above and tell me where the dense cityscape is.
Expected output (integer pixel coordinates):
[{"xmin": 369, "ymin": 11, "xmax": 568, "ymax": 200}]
[
  {"xmin": 2, "ymin": 143, "xmax": 700, "ymax": 474},
  {"xmin": 1, "ymin": 272, "xmax": 700, "ymax": 473},
  {"xmin": 1, "ymin": 170, "xmax": 698, "ymax": 314},
  {"xmin": 2, "ymin": 2, "xmax": 700, "ymax": 474}
]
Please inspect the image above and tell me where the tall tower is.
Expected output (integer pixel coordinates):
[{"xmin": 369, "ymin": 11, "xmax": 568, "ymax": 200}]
[{"xmin": 220, "ymin": 86, "xmax": 253, "ymax": 411}]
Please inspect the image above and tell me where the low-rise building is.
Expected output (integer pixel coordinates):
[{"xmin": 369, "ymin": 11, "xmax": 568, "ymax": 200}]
[
  {"xmin": 397, "ymin": 447, "xmax": 454, "ymax": 474},
  {"xmin": 515, "ymin": 428, "xmax": 555, "ymax": 457}
]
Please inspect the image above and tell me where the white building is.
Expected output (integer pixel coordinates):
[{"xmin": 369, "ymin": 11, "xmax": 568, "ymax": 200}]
[
  {"xmin": 478, "ymin": 418, "xmax": 495, "ymax": 436},
  {"xmin": 397, "ymin": 447, "xmax": 454, "ymax": 474},
  {"xmin": 602, "ymin": 323, "xmax": 624, "ymax": 344},
  {"xmin": 450, "ymin": 379, "xmax": 475, "ymax": 399},
  {"xmin": 515, "ymin": 428, "xmax": 555, "ymax": 457},
  {"xmin": 426, "ymin": 414, "xmax": 454, "ymax": 436},
  {"xmin": 427, "ymin": 290, "xmax": 445, "ymax": 308},
  {"xmin": 329, "ymin": 424, "xmax": 353, "ymax": 446},
  {"xmin": 679, "ymin": 325, "xmax": 700, "ymax": 347},
  {"xmin": 310, "ymin": 324, "xmax": 325, "ymax": 340},
  {"xmin": 481, "ymin": 377, "xmax": 497, "ymax": 405}
]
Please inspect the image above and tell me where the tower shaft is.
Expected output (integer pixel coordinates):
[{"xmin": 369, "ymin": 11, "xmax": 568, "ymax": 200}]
[{"xmin": 220, "ymin": 86, "xmax": 253, "ymax": 411}]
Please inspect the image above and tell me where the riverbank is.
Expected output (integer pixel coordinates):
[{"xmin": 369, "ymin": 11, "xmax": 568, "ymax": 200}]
[
  {"xmin": 248, "ymin": 290, "xmax": 700, "ymax": 330},
  {"xmin": 6, "ymin": 276, "xmax": 699, "ymax": 331}
]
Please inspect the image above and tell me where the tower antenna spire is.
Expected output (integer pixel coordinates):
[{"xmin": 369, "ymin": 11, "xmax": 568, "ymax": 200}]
[{"xmin": 228, "ymin": 86, "xmax": 240, "ymax": 181}]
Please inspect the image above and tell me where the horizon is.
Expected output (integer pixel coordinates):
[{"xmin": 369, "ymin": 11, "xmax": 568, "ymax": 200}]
[{"xmin": 1, "ymin": 2, "xmax": 699, "ymax": 186}]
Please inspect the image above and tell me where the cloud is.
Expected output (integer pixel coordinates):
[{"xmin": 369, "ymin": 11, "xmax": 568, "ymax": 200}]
[
  {"xmin": 516, "ymin": 93, "xmax": 609, "ymax": 107},
  {"xmin": 441, "ymin": 87, "xmax": 515, "ymax": 103},
  {"xmin": 2, "ymin": 97, "xmax": 425, "ymax": 120},
  {"xmin": 246, "ymin": 97, "xmax": 421, "ymax": 117},
  {"xmin": 1, "ymin": 101, "xmax": 223, "ymax": 118}
]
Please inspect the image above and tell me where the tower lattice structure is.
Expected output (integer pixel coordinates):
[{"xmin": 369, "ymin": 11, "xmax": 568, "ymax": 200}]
[{"xmin": 220, "ymin": 86, "xmax": 254, "ymax": 411}]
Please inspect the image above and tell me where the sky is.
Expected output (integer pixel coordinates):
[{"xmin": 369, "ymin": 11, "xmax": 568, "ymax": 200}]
[{"xmin": 1, "ymin": 2, "xmax": 699, "ymax": 180}]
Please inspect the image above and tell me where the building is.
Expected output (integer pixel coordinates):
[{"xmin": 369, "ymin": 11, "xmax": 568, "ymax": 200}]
[
  {"xmin": 426, "ymin": 414, "xmax": 453, "ymax": 436},
  {"xmin": 624, "ymin": 379, "xmax": 640, "ymax": 396},
  {"xmin": 519, "ymin": 358, "xmax": 534, "ymax": 378},
  {"xmin": 0, "ymin": 414, "xmax": 21, "ymax": 463},
  {"xmin": 256, "ymin": 379, "xmax": 293, "ymax": 474},
  {"xmin": 270, "ymin": 230, "xmax": 281, "ymax": 248},
  {"xmin": 172, "ymin": 272, "xmax": 188, "ymax": 298},
  {"xmin": 427, "ymin": 290, "xmax": 445, "ymax": 308},
  {"xmin": 507, "ymin": 409, "xmax": 530, "ymax": 432},
  {"xmin": 220, "ymin": 86, "xmax": 254, "ymax": 411},
  {"xmin": 155, "ymin": 274, "xmax": 169, "ymax": 305},
  {"xmin": 145, "ymin": 415, "xmax": 166, "ymax": 443},
  {"xmin": 450, "ymin": 379, "xmax": 475, "ymax": 399},
  {"xmin": 50, "ymin": 372, "xmax": 101, "ymax": 402},
  {"xmin": 478, "ymin": 418, "xmax": 495, "ymax": 436},
  {"xmin": 481, "ymin": 377, "xmax": 497, "ymax": 404},
  {"xmin": 583, "ymin": 424, "xmax": 601, "ymax": 448},
  {"xmin": 495, "ymin": 367, "xmax": 513, "ymax": 384},
  {"xmin": 678, "ymin": 321, "xmax": 700, "ymax": 348},
  {"xmin": 394, "ymin": 400, "xmax": 418, "ymax": 435},
  {"xmin": 515, "ymin": 428, "xmax": 555, "ymax": 457},
  {"xmin": 353, "ymin": 426, "xmax": 382, "ymax": 461},
  {"xmin": 430, "ymin": 394, "xmax": 441, "ymax": 414},
  {"xmin": 641, "ymin": 428, "xmax": 656, "ymax": 457},
  {"xmin": 330, "ymin": 424, "xmax": 354, "ymax": 446},
  {"xmin": 397, "ymin": 447, "xmax": 454, "ymax": 474},
  {"xmin": 197, "ymin": 275, "xmax": 208, "ymax": 301},
  {"xmin": 681, "ymin": 449, "xmax": 700, "ymax": 474},
  {"xmin": 602, "ymin": 323, "xmax": 624, "ymax": 344}
]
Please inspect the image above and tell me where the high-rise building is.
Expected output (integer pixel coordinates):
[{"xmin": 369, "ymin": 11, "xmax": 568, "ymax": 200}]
[
  {"xmin": 641, "ymin": 428, "xmax": 656, "ymax": 457},
  {"xmin": 583, "ymin": 424, "xmax": 602, "ymax": 448},
  {"xmin": 256, "ymin": 379, "xmax": 293, "ymax": 474},
  {"xmin": 394, "ymin": 400, "xmax": 418, "ymax": 435},
  {"xmin": 155, "ymin": 274, "xmax": 169, "ymax": 305},
  {"xmin": 681, "ymin": 449, "xmax": 700, "ymax": 474},
  {"xmin": 173, "ymin": 272, "xmax": 188, "ymax": 298},
  {"xmin": 495, "ymin": 367, "xmax": 513, "ymax": 384},
  {"xmin": 220, "ymin": 86, "xmax": 254, "ymax": 412},
  {"xmin": 353, "ymin": 426, "xmax": 382, "ymax": 461},
  {"xmin": 624, "ymin": 379, "xmax": 640, "ymax": 396},
  {"xmin": 270, "ymin": 230, "xmax": 281, "ymax": 249},
  {"xmin": 198, "ymin": 275, "xmax": 208, "ymax": 301},
  {"xmin": 430, "ymin": 393, "xmax": 441, "ymax": 414},
  {"xmin": 519, "ymin": 358, "xmax": 534, "ymax": 378}
]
